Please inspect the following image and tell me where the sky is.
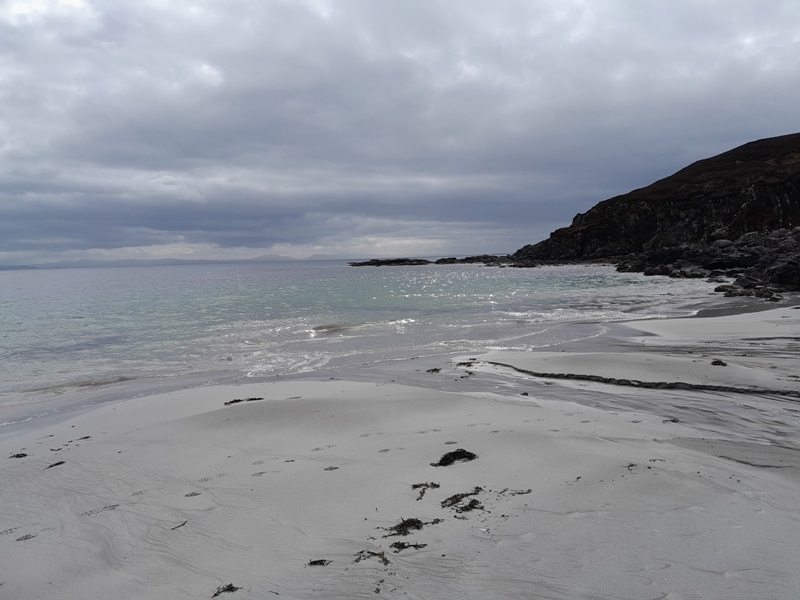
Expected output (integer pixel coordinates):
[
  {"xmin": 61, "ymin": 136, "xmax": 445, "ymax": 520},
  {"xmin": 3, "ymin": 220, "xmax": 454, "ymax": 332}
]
[{"xmin": 1, "ymin": 0, "xmax": 799, "ymax": 265}]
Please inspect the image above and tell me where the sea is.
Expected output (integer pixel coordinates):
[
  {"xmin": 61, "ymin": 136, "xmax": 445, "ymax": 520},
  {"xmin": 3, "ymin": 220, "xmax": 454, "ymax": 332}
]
[{"xmin": 0, "ymin": 260, "xmax": 730, "ymax": 430}]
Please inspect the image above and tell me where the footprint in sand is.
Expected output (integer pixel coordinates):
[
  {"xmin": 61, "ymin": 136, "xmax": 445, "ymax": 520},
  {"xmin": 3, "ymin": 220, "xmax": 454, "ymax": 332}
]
[
  {"xmin": 1, "ymin": 527, "xmax": 20, "ymax": 536},
  {"xmin": 359, "ymin": 432, "xmax": 384, "ymax": 438},
  {"xmin": 16, "ymin": 534, "xmax": 37, "ymax": 542},
  {"xmin": 416, "ymin": 429, "xmax": 442, "ymax": 434},
  {"xmin": 311, "ymin": 445, "xmax": 335, "ymax": 452},
  {"xmin": 185, "ymin": 492, "xmax": 201, "ymax": 498},
  {"xmin": 251, "ymin": 472, "xmax": 267, "ymax": 477},
  {"xmin": 198, "ymin": 473, "xmax": 227, "ymax": 482},
  {"xmin": 252, "ymin": 460, "xmax": 265, "ymax": 466},
  {"xmin": 132, "ymin": 490, "xmax": 145, "ymax": 496}
]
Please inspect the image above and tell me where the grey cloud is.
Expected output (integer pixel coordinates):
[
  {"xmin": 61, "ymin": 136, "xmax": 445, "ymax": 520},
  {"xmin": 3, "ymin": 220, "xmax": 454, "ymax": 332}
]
[{"xmin": 1, "ymin": 1, "xmax": 799, "ymax": 264}]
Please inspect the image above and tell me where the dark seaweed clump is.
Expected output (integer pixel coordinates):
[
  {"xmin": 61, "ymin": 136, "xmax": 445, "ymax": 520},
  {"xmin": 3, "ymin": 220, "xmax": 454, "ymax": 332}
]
[
  {"xmin": 354, "ymin": 550, "xmax": 391, "ymax": 565},
  {"xmin": 441, "ymin": 486, "xmax": 483, "ymax": 509},
  {"xmin": 212, "ymin": 583, "xmax": 241, "ymax": 597},
  {"xmin": 384, "ymin": 517, "xmax": 443, "ymax": 537},
  {"xmin": 430, "ymin": 448, "xmax": 478, "ymax": 467},
  {"xmin": 411, "ymin": 481, "xmax": 440, "ymax": 500},
  {"xmin": 456, "ymin": 498, "xmax": 484, "ymax": 513},
  {"xmin": 224, "ymin": 397, "xmax": 264, "ymax": 406},
  {"xmin": 386, "ymin": 518, "xmax": 424, "ymax": 536},
  {"xmin": 390, "ymin": 541, "xmax": 428, "ymax": 552},
  {"xmin": 308, "ymin": 559, "xmax": 331, "ymax": 566}
]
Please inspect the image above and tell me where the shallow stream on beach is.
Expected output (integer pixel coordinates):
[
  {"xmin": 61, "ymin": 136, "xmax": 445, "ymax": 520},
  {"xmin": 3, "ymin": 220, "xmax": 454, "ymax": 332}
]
[{"xmin": 0, "ymin": 261, "xmax": 734, "ymax": 428}]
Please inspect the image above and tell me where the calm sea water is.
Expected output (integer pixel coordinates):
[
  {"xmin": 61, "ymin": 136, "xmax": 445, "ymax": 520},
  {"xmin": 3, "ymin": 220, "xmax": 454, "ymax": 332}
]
[{"xmin": 0, "ymin": 261, "xmax": 724, "ymax": 427}]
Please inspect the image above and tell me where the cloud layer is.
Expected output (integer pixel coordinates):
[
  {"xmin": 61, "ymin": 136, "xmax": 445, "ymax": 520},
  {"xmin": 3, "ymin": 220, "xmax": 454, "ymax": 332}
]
[{"xmin": 2, "ymin": 0, "xmax": 799, "ymax": 264}]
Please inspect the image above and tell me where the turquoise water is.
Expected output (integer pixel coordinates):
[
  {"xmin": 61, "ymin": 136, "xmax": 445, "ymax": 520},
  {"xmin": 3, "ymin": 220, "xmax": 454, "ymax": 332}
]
[{"xmin": 0, "ymin": 261, "xmax": 722, "ymax": 424}]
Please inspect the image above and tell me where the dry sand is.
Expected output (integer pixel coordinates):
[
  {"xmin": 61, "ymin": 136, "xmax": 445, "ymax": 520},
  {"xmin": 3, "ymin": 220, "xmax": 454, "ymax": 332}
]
[{"xmin": 2, "ymin": 307, "xmax": 800, "ymax": 599}]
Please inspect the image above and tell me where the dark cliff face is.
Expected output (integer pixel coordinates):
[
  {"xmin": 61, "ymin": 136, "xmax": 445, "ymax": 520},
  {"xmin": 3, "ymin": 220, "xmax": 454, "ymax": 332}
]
[{"xmin": 514, "ymin": 133, "xmax": 800, "ymax": 262}]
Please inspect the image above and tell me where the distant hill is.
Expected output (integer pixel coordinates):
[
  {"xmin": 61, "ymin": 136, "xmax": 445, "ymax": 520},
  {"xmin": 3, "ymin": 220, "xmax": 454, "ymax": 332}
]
[
  {"xmin": 515, "ymin": 133, "xmax": 800, "ymax": 260},
  {"xmin": 513, "ymin": 132, "xmax": 800, "ymax": 292},
  {"xmin": 247, "ymin": 254, "xmax": 298, "ymax": 262}
]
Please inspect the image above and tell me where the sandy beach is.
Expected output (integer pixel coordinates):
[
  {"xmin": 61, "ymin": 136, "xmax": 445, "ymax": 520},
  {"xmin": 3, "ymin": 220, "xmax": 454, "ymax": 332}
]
[{"xmin": 2, "ymin": 306, "xmax": 800, "ymax": 599}]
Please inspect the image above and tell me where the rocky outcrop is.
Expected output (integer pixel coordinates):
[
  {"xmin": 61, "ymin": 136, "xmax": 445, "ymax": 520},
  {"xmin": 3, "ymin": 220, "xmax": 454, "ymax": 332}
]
[
  {"xmin": 349, "ymin": 258, "xmax": 434, "ymax": 266},
  {"xmin": 435, "ymin": 254, "xmax": 515, "ymax": 265},
  {"xmin": 513, "ymin": 133, "xmax": 800, "ymax": 292},
  {"xmin": 350, "ymin": 255, "xmax": 519, "ymax": 267}
]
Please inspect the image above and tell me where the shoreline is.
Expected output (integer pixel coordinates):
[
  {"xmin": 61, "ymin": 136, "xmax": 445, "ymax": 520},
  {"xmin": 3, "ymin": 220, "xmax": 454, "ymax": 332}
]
[
  {"xmin": 2, "ymin": 304, "xmax": 800, "ymax": 598},
  {"xmin": 0, "ymin": 262, "xmax": 761, "ymax": 437}
]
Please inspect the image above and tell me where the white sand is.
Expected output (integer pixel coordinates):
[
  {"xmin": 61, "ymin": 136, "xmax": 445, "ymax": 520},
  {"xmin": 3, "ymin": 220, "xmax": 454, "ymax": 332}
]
[{"xmin": 2, "ymin": 307, "xmax": 800, "ymax": 599}]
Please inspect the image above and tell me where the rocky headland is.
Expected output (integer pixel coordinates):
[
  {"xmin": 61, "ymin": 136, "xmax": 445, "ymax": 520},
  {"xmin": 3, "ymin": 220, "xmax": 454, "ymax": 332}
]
[
  {"xmin": 514, "ymin": 132, "xmax": 800, "ymax": 295},
  {"xmin": 354, "ymin": 133, "xmax": 800, "ymax": 297}
]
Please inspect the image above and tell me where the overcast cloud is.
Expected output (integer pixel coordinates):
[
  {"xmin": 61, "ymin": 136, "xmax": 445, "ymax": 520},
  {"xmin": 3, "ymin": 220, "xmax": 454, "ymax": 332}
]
[{"xmin": 1, "ymin": 0, "xmax": 799, "ymax": 265}]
